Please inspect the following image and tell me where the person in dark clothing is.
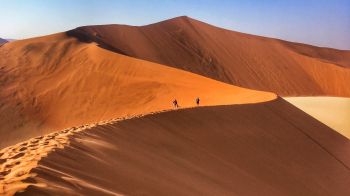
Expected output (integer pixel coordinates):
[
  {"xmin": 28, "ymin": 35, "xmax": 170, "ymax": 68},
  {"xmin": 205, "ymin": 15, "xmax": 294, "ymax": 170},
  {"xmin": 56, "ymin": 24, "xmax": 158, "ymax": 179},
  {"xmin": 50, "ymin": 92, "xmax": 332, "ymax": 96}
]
[
  {"xmin": 196, "ymin": 97, "xmax": 200, "ymax": 106},
  {"xmin": 173, "ymin": 99, "xmax": 179, "ymax": 108}
]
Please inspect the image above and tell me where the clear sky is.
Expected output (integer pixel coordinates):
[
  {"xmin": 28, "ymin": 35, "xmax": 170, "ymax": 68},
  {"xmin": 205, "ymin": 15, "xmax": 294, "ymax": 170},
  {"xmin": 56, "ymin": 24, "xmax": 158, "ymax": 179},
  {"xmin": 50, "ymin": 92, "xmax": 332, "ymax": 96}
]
[{"xmin": 1, "ymin": 0, "xmax": 349, "ymax": 49}]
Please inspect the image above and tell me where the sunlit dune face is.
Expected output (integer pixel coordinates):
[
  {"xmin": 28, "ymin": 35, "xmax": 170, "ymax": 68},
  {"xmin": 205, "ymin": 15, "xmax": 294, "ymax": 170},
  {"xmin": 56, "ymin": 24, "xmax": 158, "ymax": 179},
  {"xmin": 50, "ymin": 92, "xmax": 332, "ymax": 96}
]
[
  {"xmin": 67, "ymin": 17, "xmax": 350, "ymax": 97},
  {"xmin": 0, "ymin": 33, "xmax": 276, "ymax": 148},
  {"xmin": 0, "ymin": 33, "xmax": 277, "ymax": 195},
  {"xmin": 7, "ymin": 99, "xmax": 350, "ymax": 195},
  {"xmin": 0, "ymin": 14, "xmax": 349, "ymax": 196},
  {"xmin": 284, "ymin": 97, "xmax": 350, "ymax": 139}
]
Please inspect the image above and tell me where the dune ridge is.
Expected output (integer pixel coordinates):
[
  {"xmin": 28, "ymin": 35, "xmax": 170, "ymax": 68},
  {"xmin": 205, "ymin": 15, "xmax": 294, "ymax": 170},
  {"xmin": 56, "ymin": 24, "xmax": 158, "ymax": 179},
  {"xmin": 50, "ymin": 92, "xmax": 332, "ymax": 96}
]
[
  {"xmin": 67, "ymin": 16, "xmax": 350, "ymax": 96},
  {"xmin": 0, "ymin": 110, "xmax": 174, "ymax": 195},
  {"xmin": 1, "ymin": 16, "xmax": 349, "ymax": 196},
  {"xmin": 0, "ymin": 32, "xmax": 275, "ymax": 148},
  {"xmin": 15, "ymin": 98, "xmax": 350, "ymax": 196}
]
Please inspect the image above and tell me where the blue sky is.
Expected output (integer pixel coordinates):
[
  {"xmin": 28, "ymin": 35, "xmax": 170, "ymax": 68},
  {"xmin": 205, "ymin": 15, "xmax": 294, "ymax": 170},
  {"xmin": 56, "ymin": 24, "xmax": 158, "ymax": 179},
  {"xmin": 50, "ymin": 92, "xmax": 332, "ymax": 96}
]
[{"xmin": 1, "ymin": 0, "xmax": 349, "ymax": 49}]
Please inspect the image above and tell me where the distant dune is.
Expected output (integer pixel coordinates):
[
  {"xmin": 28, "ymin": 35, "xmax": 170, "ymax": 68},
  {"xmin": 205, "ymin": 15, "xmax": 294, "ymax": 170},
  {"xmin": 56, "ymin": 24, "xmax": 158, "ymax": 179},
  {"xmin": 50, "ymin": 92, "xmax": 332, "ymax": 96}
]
[
  {"xmin": 18, "ymin": 98, "xmax": 350, "ymax": 195},
  {"xmin": 5, "ymin": 39, "xmax": 16, "ymax": 42},
  {"xmin": 67, "ymin": 16, "xmax": 350, "ymax": 96},
  {"xmin": 0, "ymin": 33, "xmax": 275, "ymax": 148},
  {"xmin": 285, "ymin": 97, "xmax": 350, "ymax": 139},
  {"xmin": 0, "ymin": 38, "xmax": 8, "ymax": 45}
]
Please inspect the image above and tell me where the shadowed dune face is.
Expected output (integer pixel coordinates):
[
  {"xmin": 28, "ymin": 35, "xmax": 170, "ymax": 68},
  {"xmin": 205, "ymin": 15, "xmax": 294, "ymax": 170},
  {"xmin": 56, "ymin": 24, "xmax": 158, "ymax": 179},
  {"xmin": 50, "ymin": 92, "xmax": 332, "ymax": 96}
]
[
  {"xmin": 0, "ymin": 38, "xmax": 8, "ymax": 45},
  {"xmin": 20, "ymin": 98, "xmax": 350, "ymax": 196},
  {"xmin": 67, "ymin": 16, "xmax": 350, "ymax": 97},
  {"xmin": 280, "ymin": 42, "xmax": 350, "ymax": 68},
  {"xmin": 0, "ymin": 33, "xmax": 275, "ymax": 148}
]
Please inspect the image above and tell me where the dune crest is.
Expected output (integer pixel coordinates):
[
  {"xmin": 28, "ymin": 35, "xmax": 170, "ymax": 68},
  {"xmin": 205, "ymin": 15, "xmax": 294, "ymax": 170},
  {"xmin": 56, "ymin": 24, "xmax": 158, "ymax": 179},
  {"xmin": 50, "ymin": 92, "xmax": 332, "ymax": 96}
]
[
  {"xmin": 0, "ymin": 33, "xmax": 275, "ymax": 148},
  {"xmin": 1, "ymin": 16, "xmax": 349, "ymax": 196},
  {"xmin": 67, "ymin": 16, "xmax": 350, "ymax": 96},
  {"xmin": 16, "ymin": 98, "xmax": 350, "ymax": 195},
  {"xmin": 0, "ymin": 112, "xmax": 156, "ymax": 195},
  {"xmin": 0, "ymin": 127, "xmax": 80, "ymax": 195}
]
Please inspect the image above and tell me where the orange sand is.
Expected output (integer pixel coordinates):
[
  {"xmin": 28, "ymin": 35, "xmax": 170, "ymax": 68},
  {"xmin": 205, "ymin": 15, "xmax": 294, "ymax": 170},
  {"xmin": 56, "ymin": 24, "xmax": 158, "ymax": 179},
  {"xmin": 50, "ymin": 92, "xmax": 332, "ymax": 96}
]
[
  {"xmin": 17, "ymin": 98, "xmax": 350, "ymax": 196},
  {"xmin": 1, "ymin": 16, "xmax": 349, "ymax": 196},
  {"xmin": 67, "ymin": 16, "xmax": 350, "ymax": 96},
  {"xmin": 0, "ymin": 33, "xmax": 275, "ymax": 148}
]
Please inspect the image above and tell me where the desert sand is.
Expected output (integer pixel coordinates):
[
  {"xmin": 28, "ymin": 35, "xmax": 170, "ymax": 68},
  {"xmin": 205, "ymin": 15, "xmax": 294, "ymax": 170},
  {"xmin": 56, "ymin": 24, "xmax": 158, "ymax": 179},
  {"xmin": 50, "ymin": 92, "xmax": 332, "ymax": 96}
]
[
  {"xmin": 0, "ymin": 32, "xmax": 275, "ymax": 148},
  {"xmin": 1, "ymin": 16, "xmax": 350, "ymax": 196},
  {"xmin": 285, "ymin": 97, "xmax": 350, "ymax": 139},
  {"xmin": 67, "ymin": 16, "xmax": 350, "ymax": 96},
  {"xmin": 10, "ymin": 98, "xmax": 350, "ymax": 196}
]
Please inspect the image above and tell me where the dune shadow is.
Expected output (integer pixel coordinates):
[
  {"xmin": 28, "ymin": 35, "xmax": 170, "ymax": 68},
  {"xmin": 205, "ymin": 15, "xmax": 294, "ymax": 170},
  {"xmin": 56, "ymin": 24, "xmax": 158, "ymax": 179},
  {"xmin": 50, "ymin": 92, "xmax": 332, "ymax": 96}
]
[{"xmin": 66, "ymin": 28, "xmax": 129, "ymax": 57}]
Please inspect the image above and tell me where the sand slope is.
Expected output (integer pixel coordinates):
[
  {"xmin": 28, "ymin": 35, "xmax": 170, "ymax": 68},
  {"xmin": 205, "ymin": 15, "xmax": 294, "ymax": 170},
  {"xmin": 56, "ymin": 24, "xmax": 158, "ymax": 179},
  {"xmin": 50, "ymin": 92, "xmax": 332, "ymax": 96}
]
[
  {"xmin": 285, "ymin": 97, "xmax": 350, "ymax": 139},
  {"xmin": 67, "ymin": 16, "xmax": 350, "ymax": 96},
  {"xmin": 1, "ymin": 16, "xmax": 349, "ymax": 196},
  {"xmin": 17, "ymin": 98, "xmax": 350, "ymax": 196},
  {"xmin": 0, "ymin": 33, "xmax": 275, "ymax": 148}
]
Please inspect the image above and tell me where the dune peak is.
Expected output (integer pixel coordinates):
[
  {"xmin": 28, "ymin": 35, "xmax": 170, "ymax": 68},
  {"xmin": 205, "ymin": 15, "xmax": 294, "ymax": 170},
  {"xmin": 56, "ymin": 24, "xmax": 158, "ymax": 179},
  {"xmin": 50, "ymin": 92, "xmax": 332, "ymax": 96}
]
[{"xmin": 63, "ymin": 16, "xmax": 350, "ymax": 97}]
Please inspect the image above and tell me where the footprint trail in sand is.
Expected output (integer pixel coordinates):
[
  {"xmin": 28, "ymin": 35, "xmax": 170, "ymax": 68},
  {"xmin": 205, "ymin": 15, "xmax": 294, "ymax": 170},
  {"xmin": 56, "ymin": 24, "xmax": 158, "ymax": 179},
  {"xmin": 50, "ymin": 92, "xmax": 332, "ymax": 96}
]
[
  {"xmin": 0, "ymin": 111, "xmax": 171, "ymax": 195},
  {"xmin": 0, "ymin": 125, "xmax": 90, "ymax": 195}
]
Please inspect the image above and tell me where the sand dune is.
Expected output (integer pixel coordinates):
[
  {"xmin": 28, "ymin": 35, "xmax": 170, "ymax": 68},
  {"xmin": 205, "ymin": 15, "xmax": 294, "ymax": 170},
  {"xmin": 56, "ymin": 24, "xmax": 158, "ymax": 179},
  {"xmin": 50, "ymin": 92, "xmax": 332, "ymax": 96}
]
[
  {"xmin": 67, "ymin": 16, "xmax": 350, "ymax": 96},
  {"xmin": 11, "ymin": 98, "xmax": 350, "ymax": 195},
  {"xmin": 0, "ymin": 38, "xmax": 8, "ymax": 45},
  {"xmin": 1, "ymin": 16, "xmax": 349, "ymax": 196},
  {"xmin": 285, "ymin": 97, "xmax": 350, "ymax": 139},
  {"xmin": 0, "ymin": 111, "xmax": 178, "ymax": 195},
  {"xmin": 0, "ymin": 33, "xmax": 275, "ymax": 148},
  {"xmin": 0, "ymin": 126, "xmax": 84, "ymax": 195}
]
